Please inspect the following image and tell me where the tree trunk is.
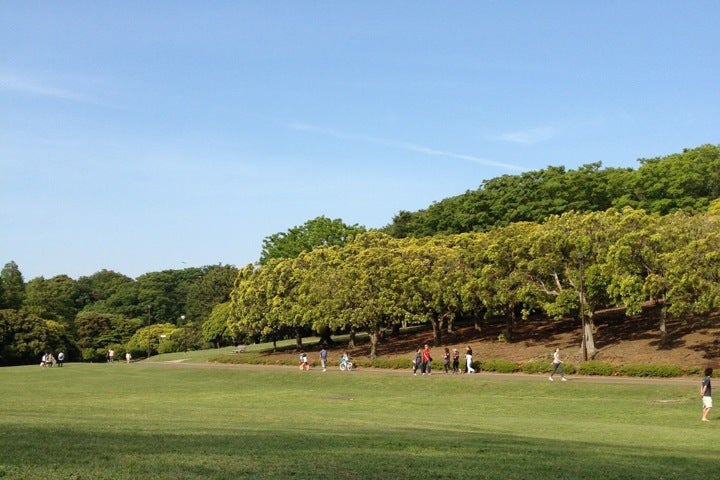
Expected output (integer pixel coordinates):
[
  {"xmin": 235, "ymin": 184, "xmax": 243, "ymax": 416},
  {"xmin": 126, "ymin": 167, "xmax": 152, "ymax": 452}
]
[
  {"xmin": 431, "ymin": 317, "xmax": 441, "ymax": 346},
  {"xmin": 319, "ymin": 328, "xmax": 334, "ymax": 347},
  {"xmin": 659, "ymin": 302, "xmax": 669, "ymax": 346},
  {"xmin": 503, "ymin": 309, "xmax": 515, "ymax": 342},
  {"xmin": 584, "ymin": 312, "xmax": 597, "ymax": 359},
  {"xmin": 447, "ymin": 315, "xmax": 454, "ymax": 333},
  {"xmin": 474, "ymin": 319, "xmax": 482, "ymax": 333},
  {"xmin": 348, "ymin": 328, "xmax": 356, "ymax": 348},
  {"xmin": 295, "ymin": 329, "xmax": 303, "ymax": 351},
  {"xmin": 369, "ymin": 329, "xmax": 378, "ymax": 359}
]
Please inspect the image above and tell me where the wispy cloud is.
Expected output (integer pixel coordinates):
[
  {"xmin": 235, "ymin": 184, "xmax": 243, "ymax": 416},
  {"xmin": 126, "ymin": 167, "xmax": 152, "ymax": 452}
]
[
  {"xmin": 0, "ymin": 73, "xmax": 117, "ymax": 109},
  {"xmin": 290, "ymin": 123, "xmax": 525, "ymax": 171},
  {"xmin": 0, "ymin": 74, "xmax": 87, "ymax": 101},
  {"xmin": 498, "ymin": 125, "xmax": 558, "ymax": 145}
]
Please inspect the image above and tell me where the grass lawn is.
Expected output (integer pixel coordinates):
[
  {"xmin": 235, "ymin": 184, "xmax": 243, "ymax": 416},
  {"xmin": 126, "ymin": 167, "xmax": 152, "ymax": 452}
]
[{"xmin": 0, "ymin": 361, "xmax": 713, "ymax": 480}]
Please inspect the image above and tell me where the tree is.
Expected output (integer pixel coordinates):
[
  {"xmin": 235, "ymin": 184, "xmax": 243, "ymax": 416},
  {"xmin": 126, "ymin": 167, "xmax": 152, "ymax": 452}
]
[
  {"xmin": 136, "ymin": 268, "xmax": 203, "ymax": 325},
  {"xmin": 184, "ymin": 264, "xmax": 238, "ymax": 324},
  {"xmin": 0, "ymin": 310, "xmax": 70, "ymax": 366},
  {"xmin": 259, "ymin": 216, "xmax": 365, "ymax": 265},
  {"xmin": 474, "ymin": 223, "xmax": 540, "ymax": 341},
  {"xmin": 76, "ymin": 270, "xmax": 134, "ymax": 307},
  {"xmin": 202, "ymin": 302, "xmax": 234, "ymax": 348},
  {"xmin": 0, "ymin": 261, "xmax": 25, "ymax": 309},
  {"xmin": 23, "ymin": 275, "xmax": 81, "ymax": 325}
]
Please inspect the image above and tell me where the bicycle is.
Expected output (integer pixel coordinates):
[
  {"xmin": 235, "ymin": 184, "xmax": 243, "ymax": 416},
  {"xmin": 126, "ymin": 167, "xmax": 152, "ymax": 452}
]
[{"xmin": 339, "ymin": 357, "xmax": 353, "ymax": 371}]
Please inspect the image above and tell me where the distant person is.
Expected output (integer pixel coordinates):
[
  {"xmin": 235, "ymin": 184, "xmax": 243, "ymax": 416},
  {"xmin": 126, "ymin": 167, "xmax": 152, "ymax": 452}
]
[
  {"xmin": 320, "ymin": 347, "xmax": 328, "ymax": 372},
  {"xmin": 413, "ymin": 349, "xmax": 422, "ymax": 376},
  {"xmin": 40, "ymin": 353, "xmax": 48, "ymax": 367},
  {"xmin": 299, "ymin": 352, "xmax": 309, "ymax": 370},
  {"xmin": 108, "ymin": 349, "xmax": 115, "ymax": 363},
  {"xmin": 549, "ymin": 347, "xmax": 567, "ymax": 381},
  {"xmin": 701, "ymin": 367, "xmax": 713, "ymax": 422},
  {"xmin": 421, "ymin": 344, "xmax": 432, "ymax": 375},
  {"xmin": 443, "ymin": 347, "xmax": 451, "ymax": 374},
  {"xmin": 452, "ymin": 348, "xmax": 460, "ymax": 374},
  {"xmin": 57, "ymin": 351, "xmax": 65, "ymax": 367},
  {"xmin": 465, "ymin": 346, "xmax": 476, "ymax": 374},
  {"xmin": 340, "ymin": 352, "xmax": 351, "ymax": 371},
  {"xmin": 126, "ymin": 352, "xmax": 132, "ymax": 364}
]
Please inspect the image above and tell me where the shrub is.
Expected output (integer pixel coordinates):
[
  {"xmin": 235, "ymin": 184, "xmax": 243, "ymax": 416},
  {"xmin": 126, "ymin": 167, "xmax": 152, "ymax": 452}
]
[
  {"xmin": 621, "ymin": 364, "xmax": 683, "ymax": 378},
  {"xmin": 522, "ymin": 361, "xmax": 550, "ymax": 375},
  {"xmin": 480, "ymin": 359, "xmax": 519, "ymax": 373},
  {"xmin": 684, "ymin": 366, "xmax": 701, "ymax": 376},
  {"xmin": 578, "ymin": 361, "xmax": 615, "ymax": 376},
  {"xmin": 369, "ymin": 358, "xmax": 411, "ymax": 370}
]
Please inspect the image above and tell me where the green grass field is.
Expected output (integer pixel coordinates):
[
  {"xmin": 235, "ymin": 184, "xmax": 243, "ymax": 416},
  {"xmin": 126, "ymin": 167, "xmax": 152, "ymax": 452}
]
[{"xmin": 0, "ymin": 358, "xmax": 713, "ymax": 480}]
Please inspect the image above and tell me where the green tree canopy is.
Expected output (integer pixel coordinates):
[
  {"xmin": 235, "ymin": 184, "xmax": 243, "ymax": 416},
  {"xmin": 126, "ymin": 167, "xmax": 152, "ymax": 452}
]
[{"xmin": 259, "ymin": 215, "xmax": 366, "ymax": 265}]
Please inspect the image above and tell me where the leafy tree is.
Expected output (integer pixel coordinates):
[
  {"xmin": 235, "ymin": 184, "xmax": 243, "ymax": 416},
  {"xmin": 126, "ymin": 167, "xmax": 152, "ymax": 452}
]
[
  {"xmin": 0, "ymin": 310, "xmax": 69, "ymax": 365},
  {"xmin": 76, "ymin": 270, "xmax": 134, "ymax": 307},
  {"xmin": 259, "ymin": 216, "xmax": 365, "ymax": 265},
  {"xmin": 136, "ymin": 268, "xmax": 203, "ymax": 325},
  {"xmin": 474, "ymin": 222, "xmax": 540, "ymax": 341},
  {"xmin": 125, "ymin": 323, "xmax": 176, "ymax": 359},
  {"xmin": 623, "ymin": 144, "xmax": 720, "ymax": 214},
  {"xmin": 0, "ymin": 261, "xmax": 25, "ymax": 309},
  {"xmin": 184, "ymin": 264, "xmax": 238, "ymax": 323},
  {"xmin": 22, "ymin": 275, "xmax": 81, "ymax": 325},
  {"xmin": 202, "ymin": 301, "xmax": 234, "ymax": 347}
]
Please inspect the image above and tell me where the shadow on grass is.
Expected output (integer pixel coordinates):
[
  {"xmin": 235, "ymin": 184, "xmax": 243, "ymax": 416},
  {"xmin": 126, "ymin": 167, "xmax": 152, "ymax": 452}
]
[{"xmin": 0, "ymin": 423, "xmax": 713, "ymax": 480}]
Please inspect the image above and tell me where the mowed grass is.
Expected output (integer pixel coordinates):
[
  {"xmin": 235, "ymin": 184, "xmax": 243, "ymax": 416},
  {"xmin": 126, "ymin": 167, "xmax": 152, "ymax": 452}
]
[{"xmin": 0, "ymin": 362, "xmax": 713, "ymax": 480}]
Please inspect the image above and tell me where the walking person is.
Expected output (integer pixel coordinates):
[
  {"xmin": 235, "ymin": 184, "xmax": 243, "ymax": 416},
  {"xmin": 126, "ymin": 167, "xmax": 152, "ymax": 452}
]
[
  {"xmin": 452, "ymin": 348, "xmax": 460, "ymax": 374},
  {"xmin": 421, "ymin": 344, "xmax": 432, "ymax": 375},
  {"xmin": 412, "ymin": 349, "xmax": 422, "ymax": 376},
  {"xmin": 57, "ymin": 351, "xmax": 65, "ymax": 367},
  {"xmin": 465, "ymin": 346, "xmax": 476, "ymax": 374},
  {"xmin": 443, "ymin": 347, "xmax": 451, "ymax": 374},
  {"xmin": 320, "ymin": 346, "xmax": 328, "ymax": 372},
  {"xmin": 701, "ymin": 367, "xmax": 713, "ymax": 422},
  {"xmin": 549, "ymin": 347, "xmax": 567, "ymax": 381}
]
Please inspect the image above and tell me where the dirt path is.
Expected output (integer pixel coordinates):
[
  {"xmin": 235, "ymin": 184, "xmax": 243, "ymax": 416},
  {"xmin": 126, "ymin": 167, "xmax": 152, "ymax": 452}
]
[{"xmin": 146, "ymin": 360, "xmax": 699, "ymax": 386}]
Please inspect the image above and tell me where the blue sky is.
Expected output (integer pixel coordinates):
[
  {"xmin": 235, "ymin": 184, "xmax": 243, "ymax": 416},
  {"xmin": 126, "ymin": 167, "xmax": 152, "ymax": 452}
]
[{"xmin": 2, "ymin": 1, "xmax": 718, "ymax": 280}]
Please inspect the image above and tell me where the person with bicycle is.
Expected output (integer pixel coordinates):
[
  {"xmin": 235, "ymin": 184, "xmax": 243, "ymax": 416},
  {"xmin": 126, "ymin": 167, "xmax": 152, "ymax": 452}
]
[{"xmin": 340, "ymin": 352, "xmax": 352, "ymax": 371}]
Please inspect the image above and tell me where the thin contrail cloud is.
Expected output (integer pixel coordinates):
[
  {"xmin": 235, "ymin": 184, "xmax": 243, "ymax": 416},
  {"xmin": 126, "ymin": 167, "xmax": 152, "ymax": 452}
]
[{"xmin": 290, "ymin": 123, "xmax": 525, "ymax": 171}]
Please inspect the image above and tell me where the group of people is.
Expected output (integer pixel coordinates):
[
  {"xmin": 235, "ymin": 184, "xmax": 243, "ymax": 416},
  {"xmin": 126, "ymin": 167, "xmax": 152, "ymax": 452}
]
[
  {"xmin": 40, "ymin": 351, "xmax": 64, "ymax": 367},
  {"xmin": 413, "ymin": 344, "xmax": 478, "ymax": 376},
  {"xmin": 300, "ymin": 348, "xmax": 350, "ymax": 372}
]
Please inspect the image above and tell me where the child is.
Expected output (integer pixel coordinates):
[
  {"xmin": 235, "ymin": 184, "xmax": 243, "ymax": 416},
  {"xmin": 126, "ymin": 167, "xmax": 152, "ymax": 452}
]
[
  {"xmin": 452, "ymin": 348, "xmax": 460, "ymax": 374},
  {"xmin": 701, "ymin": 367, "xmax": 713, "ymax": 422}
]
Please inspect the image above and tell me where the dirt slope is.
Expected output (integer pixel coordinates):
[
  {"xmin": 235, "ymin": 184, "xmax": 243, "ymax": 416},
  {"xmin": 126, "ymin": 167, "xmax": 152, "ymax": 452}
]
[{"xmin": 269, "ymin": 313, "xmax": 720, "ymax": 369}]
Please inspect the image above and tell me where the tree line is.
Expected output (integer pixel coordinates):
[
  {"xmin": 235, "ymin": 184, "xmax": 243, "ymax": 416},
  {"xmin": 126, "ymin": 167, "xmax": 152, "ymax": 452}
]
[
  {"xmin": 3, "ymin": 145, "xmax": 719, "ymax": 366},
  {"xmin": 230, "ymin": 205, "xmax": 720, "ymax": 359},
  {"xmin": 0, "ymin": 264, "xmax": 238, "ymax": 365},
  {"xmin": 384, "ymin": 144, "xmax": 720, "ymax": 237}
]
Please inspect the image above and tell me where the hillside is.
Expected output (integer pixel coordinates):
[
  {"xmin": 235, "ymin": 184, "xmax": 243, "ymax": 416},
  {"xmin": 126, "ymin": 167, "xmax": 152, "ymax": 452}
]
[{"xmin": 264, "ymin": 313, "xmax": 720, "ymax": 370}]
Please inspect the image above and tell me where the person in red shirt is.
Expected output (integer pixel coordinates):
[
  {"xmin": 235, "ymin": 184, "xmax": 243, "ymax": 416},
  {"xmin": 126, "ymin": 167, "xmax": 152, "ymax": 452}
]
[{"xmin": 421, "ymin": 344, "xmax": 432, "ymax": 375}]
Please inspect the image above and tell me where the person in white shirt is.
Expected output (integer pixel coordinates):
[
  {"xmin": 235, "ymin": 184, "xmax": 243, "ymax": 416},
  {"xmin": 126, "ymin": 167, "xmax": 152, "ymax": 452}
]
[{"xmin": 549, "ymin": 347, "xmax": 567, "ymax": 381}]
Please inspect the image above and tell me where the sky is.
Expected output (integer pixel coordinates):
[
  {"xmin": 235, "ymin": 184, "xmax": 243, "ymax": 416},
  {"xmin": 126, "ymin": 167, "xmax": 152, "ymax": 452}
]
[{"xmin": 1, "ymin": 1, "xmax": 719, "ymax": 281}]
